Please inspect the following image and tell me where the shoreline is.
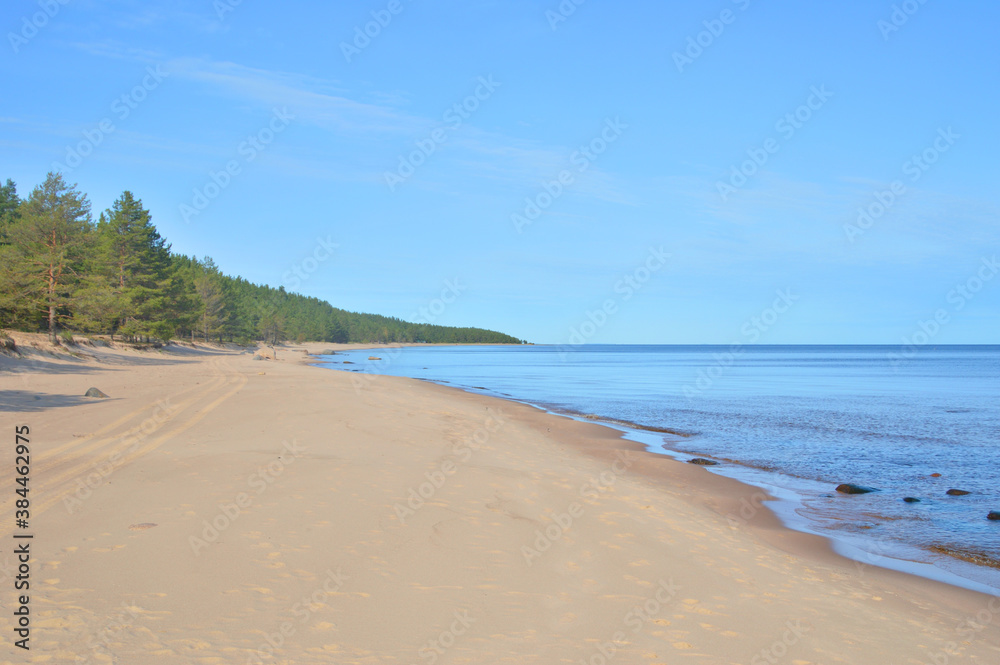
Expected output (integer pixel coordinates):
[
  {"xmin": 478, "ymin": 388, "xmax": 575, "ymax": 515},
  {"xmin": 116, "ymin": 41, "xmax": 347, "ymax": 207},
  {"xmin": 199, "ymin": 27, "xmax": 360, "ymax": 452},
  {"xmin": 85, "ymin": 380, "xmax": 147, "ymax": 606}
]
[
  {"xmin": 314, "ymin": 344, "xmax": 1000, "ymax": 595},
  {"xmin": 2, "ymin": 338, "xmax": 998, "ymax": 662}
]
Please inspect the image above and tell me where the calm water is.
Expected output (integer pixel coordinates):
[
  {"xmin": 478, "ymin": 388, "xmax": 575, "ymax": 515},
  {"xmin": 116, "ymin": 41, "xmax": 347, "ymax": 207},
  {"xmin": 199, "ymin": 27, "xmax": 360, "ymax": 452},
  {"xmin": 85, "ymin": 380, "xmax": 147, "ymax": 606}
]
[{"xmin": 318, "ymin": 345, "xmax": 1000, "ymax": 590}]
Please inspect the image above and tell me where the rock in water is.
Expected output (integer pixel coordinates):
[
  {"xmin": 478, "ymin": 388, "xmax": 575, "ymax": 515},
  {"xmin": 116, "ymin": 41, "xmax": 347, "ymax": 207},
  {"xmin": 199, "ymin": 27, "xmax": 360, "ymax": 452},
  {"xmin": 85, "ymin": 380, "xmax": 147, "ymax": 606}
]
[
  {"xmin": 835, "ymin": 483, "xmax": 879, "ymax": 495},
  {"xmin": 988, "ymin": 512, "xmax": 1000, "ymax": 521},
  {"xmin": 687, "ymin": 458, "xmax": 719, "ymax": 466},
  {"xmin": 903, "ymin": 497, "xmax": 921, "ymax": 503},
  {"xmin": 368, "ymin": 356, "xmax": 382, "ymax": 361},
  {"xmin": 84, "ymin": 387, "xmax": 109, "ymax": 398},
  {"xmin": 946, "ymin": 489, "xmax": 972, "ymax": 496},
  {"xmin": 930, "ymin": 473, "xmax": 942, "ymax": 478}
]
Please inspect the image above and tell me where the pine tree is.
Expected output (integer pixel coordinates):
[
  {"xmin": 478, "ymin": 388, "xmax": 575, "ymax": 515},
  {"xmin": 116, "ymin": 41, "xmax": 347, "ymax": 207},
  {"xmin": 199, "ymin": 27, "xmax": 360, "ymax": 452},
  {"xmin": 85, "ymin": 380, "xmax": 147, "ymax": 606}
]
[
  {"xmin": 193, "ymin": 257, "xmax": 228, "ymax": 342},
  {"xmin": 6, "ymin": 173, "xmax": 92, "ymax": 343},
  {"xmin": 0, "ymin": 179, "xmax": 23, "ymax": 326},
  {"xmin": 94, "ymin": 191, "xmax": 172, "ymax": 340},
  {"xmin": 0, "ymin": 179, "xmax": 20, "ymax": 246}
]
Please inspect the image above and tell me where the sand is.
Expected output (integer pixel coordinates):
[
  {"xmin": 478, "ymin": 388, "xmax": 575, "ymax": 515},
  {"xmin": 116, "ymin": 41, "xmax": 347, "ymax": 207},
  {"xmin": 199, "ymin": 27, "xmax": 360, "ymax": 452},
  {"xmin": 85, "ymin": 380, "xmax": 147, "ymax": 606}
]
[{"xmin": 1, "ymin": 335, "xmax": 998, "ymax": 664}]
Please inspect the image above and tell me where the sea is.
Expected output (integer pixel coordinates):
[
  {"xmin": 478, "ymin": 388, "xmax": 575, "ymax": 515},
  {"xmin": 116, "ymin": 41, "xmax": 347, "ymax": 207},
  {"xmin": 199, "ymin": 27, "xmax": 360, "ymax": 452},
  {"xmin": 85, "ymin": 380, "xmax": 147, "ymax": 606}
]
[{"xmin": 316, "ymin": 344, "xmax": 1000, "ymax": 593}]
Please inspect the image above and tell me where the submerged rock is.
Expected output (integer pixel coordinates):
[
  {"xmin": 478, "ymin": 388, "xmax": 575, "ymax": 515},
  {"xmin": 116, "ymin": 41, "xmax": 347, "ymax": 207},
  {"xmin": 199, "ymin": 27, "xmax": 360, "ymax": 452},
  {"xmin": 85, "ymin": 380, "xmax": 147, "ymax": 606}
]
[
  {"xmin": 946, "ymin": 489, "xmax": 972, "ymax": 496},
  {"xmin": 988, "ymin": 512, "xmax": 1000, "ymax": 521},
  {"xmin": 903, "ymin": 497, "xmax": 921, "ymax": 503},
  {"xmin": 368, "ymin": 356, "xmax": 382, "ymax": 361},
  {"xmin": 835, "ymin": 483, "xmax": 879, "ymax": 495},
  {"xmin": 84, "ymin": 387, "xmax": 109, "ymax": 398},
  {"xmin": 687, "ymin": 458, "xmax": 719, "ymax": 466},
  {"xmin": 930, "ymin": 473, "xmax": 942, "ymax": 478}
]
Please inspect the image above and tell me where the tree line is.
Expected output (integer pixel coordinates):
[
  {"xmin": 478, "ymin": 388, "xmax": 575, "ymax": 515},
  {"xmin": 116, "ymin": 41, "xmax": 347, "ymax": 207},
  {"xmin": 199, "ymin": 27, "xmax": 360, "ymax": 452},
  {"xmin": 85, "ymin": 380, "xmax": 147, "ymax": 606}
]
[{"xmin": 0, "ymin": 173, "xmax": 525, "ymax": 346}]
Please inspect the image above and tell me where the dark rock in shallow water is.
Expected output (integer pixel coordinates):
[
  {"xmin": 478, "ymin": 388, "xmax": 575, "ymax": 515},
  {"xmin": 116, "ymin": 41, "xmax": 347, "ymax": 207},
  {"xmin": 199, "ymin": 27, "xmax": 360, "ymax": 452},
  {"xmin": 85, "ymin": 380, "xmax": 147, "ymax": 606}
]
[
  {"xmin": 84, "ymin": 387, "xmax": 109, "ymax": 398},
  {"xmin": 946, "ymin": 489, "xmax": 972, "ymax": 496},
  {"xmin": 988, "ymin": 512, "xmax": 1000, "ymax": 521},
  {"xmin": 930, "ymin": 473, "xmax": 942, "ymax": 478},
  {"xmin": 835, "ymin": 483, "xmax": 879, "ymax": 495},
  {"xmin": 687, "ymin": 458, "xmax": 719, "ymax": 466},
  {"xmin": 903, "ymin": 497, "xmax": 921, "ymax": 503}
]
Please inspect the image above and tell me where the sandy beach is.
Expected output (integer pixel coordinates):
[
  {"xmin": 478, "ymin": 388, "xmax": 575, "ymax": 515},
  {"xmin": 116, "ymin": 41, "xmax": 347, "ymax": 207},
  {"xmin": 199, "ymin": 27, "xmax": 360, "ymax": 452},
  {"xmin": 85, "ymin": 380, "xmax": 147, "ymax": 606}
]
[{"xmin": 1, "ymin": 337, "xmax": 998, "ymax": 664}]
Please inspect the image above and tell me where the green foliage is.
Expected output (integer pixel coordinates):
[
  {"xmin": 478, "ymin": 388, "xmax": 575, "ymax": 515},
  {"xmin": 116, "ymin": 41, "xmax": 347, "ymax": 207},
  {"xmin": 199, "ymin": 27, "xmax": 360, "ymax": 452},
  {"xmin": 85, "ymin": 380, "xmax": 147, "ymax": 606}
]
[
  {"xmin": 1, "ymin": 173, "xmax": 525, "ymax": 346},
  {"xmin": 0, "ymin": 178, "xmax": 20, "ymax": 246},
  {"xmin": 4, "ymin": 173, "xmax": 92, "ymax": 343}
]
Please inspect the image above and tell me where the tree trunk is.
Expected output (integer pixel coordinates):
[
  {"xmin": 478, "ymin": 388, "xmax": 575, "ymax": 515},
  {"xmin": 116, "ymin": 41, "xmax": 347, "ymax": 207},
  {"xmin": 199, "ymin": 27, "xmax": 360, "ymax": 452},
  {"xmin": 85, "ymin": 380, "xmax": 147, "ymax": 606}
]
[{"xmin": 47, "ymin": 265, "xmax": 57, "ymax": 344}]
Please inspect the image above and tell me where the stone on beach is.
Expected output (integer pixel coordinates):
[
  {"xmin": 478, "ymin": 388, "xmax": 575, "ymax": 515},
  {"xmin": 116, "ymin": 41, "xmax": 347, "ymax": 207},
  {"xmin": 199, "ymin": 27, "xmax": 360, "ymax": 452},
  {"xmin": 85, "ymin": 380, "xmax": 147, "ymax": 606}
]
[
  {"xmin": 687, "ymin": 458, "xmax": 719, "ymax": 466},
  {"xmin": 835, "ymin": 483, "xmax": 879, "ymax": 495},
  {"xmin": 253, "ymin": 347, "xmax": 276, "ymax": 360},
  {"xmin": 84, "ymin": 387, "xmax": 109, "ymax": 398}
]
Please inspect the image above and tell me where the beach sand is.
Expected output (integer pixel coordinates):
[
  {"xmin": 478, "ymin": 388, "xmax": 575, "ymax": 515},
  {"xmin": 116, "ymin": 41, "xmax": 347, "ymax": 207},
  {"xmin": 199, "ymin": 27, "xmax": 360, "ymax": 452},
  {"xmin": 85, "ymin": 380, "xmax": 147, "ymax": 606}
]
[{"xmin": 1, "ymin": 336, "xmax": 998, "ymax": 664}]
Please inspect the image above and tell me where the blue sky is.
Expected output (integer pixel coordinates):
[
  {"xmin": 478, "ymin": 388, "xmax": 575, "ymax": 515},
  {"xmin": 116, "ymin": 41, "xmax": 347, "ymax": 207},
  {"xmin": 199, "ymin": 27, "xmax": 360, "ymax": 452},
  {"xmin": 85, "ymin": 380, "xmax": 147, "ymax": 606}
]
[{"xmin": 2, "ymin": 0, "xmax": 998, "ymax": 344}]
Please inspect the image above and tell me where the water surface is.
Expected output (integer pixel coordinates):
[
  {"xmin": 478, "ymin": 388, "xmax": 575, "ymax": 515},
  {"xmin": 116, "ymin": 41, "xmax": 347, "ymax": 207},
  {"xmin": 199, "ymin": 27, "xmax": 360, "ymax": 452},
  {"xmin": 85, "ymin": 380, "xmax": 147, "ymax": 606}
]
[{"xmin": 319, "ymin": 344, "xmax": 1000, "ymax": 591}]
